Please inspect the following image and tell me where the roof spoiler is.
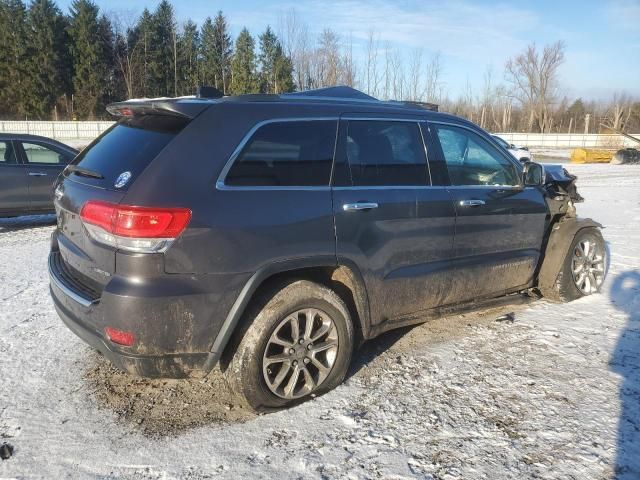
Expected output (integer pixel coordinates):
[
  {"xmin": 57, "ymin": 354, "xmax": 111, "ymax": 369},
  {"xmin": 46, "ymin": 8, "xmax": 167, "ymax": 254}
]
[{"xmin": 106, "ymin": 98, "xmax": 212, "ymax": 119}]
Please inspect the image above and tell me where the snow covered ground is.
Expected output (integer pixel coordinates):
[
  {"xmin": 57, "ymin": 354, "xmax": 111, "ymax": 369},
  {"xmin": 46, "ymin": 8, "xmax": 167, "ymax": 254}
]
[{"xmin": 1, "ymin": 164, "xmax": 639, "ymax": 479}]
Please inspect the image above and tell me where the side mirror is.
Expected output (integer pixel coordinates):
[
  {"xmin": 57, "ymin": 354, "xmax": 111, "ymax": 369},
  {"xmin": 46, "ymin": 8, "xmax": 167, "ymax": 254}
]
[{"xmin": 523, "ymin": 161, "xmax": 545, "ymax": 186}]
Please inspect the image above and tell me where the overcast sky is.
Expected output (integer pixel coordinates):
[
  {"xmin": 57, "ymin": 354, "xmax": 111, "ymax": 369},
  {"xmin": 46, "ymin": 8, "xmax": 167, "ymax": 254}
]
[{"xmin": 58, "ymin": 0, "xmax": 640, "ymax": 102}]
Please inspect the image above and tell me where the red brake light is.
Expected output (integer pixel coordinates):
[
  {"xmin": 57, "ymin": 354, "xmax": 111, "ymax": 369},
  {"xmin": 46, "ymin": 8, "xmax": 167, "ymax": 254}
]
[
  {"xmin": 105, "ymin": 327, "xmax": 135, "ymax": 346},
  {"xmin": 115, "ymin": 107, "xmax": 134, "ymax": 117},
  {"xmin": 80, "ymin": 201, "xmax": 191, "ymax": 238}
]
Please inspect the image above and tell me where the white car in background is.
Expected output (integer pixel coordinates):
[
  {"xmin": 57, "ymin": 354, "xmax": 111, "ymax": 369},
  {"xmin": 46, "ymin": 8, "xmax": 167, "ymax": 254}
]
[{"xmin": 492, "ymin": 135, "xmax": 532, "ymax": 163}]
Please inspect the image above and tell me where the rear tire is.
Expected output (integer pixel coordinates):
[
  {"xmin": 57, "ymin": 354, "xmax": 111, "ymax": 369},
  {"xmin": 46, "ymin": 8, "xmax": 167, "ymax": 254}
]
[
  {"xmin": 224, "ymin": 280, "xmax": 354, "ymax": 411},
  {"xmin": 550, "ymin": 227, "xmax": 606, "ymax": 302}
]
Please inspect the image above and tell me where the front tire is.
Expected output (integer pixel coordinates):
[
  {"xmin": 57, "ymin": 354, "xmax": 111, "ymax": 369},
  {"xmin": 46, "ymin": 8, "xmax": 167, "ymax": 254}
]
[
  {"xmin": 552, "ymin": 227, "xmax": 607, "ymax": 302},
  {"xmin": 224, "ymin": 280, "xmax": 354, "ymax": 411}
]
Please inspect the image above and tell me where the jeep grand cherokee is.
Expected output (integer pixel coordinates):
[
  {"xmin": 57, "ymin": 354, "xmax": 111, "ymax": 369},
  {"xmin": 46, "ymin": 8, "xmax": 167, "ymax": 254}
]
[{"xmin": 49, "ymin": 86, "xmax": 606, "ymax": 410}]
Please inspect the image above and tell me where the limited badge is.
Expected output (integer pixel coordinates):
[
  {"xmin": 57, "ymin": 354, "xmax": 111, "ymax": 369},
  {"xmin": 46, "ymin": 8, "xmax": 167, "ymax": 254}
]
[{"xmin": 114, "ymin": 171, "xmax": 132, "ymax": 189}]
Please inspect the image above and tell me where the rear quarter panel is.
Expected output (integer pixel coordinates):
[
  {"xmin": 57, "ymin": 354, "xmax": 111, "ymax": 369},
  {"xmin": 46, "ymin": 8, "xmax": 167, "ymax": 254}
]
[{"xmin": 121, "ymin": 103, "xmax": 340, "ymax": 275}]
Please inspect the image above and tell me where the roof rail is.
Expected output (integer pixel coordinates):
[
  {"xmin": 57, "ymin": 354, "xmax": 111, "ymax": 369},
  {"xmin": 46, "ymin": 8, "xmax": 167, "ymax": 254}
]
[
  {"xmin": 390, "ymin": 100, "xmax": 439, "ymax": 112},
  {"xmin": 282, "ymin": 86, "xmax": 378, "ymax": 102}
]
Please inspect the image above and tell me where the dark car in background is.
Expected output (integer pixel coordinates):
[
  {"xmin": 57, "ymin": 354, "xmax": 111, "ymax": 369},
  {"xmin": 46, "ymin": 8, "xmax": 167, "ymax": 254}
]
[
  {"xmin": 48, "ymin": 87, "xmax": 606, "ymax": 411},
  {"xmin": 0, "ymin": 134, "xmax": 78, "ymax": 217}
]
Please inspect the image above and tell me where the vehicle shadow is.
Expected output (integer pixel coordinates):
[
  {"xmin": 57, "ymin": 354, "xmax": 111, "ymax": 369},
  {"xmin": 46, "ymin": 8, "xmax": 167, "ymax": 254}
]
[
  {"xmin": 0, "ymin": 214, "xmax": 56, "ymax": 233},
  {"xmin": 609, "ymin": 270, "xmax": 640, "ymax": 479},
  {"xmin": 347, "ymin": 325, "xmax": 417, "ymax": 379}
]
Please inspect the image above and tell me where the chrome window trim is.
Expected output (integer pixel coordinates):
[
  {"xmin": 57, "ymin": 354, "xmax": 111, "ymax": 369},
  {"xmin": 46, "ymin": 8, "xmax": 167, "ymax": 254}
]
[
  {"xmin": 216, "ymin": 184, "xmax": 331, "ymax": 192},
  {"xmin": 216, "ymin": 117, "xmax": 339, "ymax": 190},
  {"xmin": 340, "ymin": 116, "xmax": 426, "ymax": 122},
  {"xmin": 333, "ymin": 185, "xmax": 439, "ymax": 191},
  {"xmin": 428, "ymin": 120, "xmax": 524, "ymax": 188}
]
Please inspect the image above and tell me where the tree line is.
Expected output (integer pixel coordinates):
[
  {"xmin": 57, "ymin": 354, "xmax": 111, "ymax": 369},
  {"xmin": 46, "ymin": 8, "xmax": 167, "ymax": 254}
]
[
  {"xmin": 0, "ymin": 0, "xmax": 638, "ymax": 133},
  {"xmin": 0, "ymin": 0, "xmax": 294, "ymax": 120}
]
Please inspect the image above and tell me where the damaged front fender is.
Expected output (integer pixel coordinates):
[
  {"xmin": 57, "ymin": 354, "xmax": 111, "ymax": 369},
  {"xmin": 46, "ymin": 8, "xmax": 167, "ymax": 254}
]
[{"xmin": 537, "ymin": 217, "xmax": 603, "ymax": 299}]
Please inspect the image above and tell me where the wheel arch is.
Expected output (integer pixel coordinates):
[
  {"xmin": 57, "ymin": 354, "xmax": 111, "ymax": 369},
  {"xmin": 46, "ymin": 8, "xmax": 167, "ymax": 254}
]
[
  {"xmin": 201, "ymin": 256, "xmax": 371, "ymax": 375},
  {"xmin": 536, "ymin": 217, "xmax": 603, "ymax": 294}
]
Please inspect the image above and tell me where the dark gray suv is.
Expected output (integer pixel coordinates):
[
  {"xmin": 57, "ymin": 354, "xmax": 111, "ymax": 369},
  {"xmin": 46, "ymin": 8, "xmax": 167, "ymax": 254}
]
[
  {"xmin": 48, "ymin": 87, "xmax": 606, "ymax": 409},
  {"xmin": 0, "ymin": 134, "xmax": 77, "ymax": 217}
]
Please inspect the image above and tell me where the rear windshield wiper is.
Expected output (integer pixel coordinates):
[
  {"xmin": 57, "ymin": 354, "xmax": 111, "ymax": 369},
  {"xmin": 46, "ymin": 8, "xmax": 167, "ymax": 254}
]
[{"xmin": 65, "ymin": 165, "xmax": 104, "ymax": 179}]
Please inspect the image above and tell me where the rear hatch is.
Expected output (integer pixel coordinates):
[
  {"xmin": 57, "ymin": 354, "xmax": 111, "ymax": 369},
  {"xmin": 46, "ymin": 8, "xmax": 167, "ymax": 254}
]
[{"xmin": 53, "ymin": 111, "xmax": 195, "ymax": 297}]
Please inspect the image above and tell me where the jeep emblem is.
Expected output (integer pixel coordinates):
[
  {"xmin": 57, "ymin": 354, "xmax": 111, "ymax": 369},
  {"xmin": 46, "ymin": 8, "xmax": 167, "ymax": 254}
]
[{"xmin": 114, "ymin": 171, "xmax": 132, "ymax": 189}]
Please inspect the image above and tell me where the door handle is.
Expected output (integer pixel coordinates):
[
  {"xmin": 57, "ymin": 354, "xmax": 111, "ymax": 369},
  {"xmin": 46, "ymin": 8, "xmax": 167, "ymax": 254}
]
[
  {"xmin": 342, "ymin": 202, "xmax": 379, "ymax": 212},
  {"xmin": 459, "ymin": 199, "xmax": 485, "ymax": 207},
  {"xmin": 28, "ymin": 172, "xmax": 47, "ymax": 177}
]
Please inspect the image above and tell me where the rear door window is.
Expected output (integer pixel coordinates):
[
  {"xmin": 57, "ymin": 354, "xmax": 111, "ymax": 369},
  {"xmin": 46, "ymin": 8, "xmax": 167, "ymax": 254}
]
[
  {"xmin": 224, "ymin": 120, "xmax": 337, "ymax": 187},
  {"xmin": 340, "ymin": 120, "xmax": 428, "ymax": 186},
  {"xmin": 21, "ymin": 143, "xmax": 68, "ymax": 165},
  {"xmin": 69, "ymin": 115, "xmax": 187, "ymax": 189},
  {"xmin": 0, "ymin": 141, "xmax": 17, "ymax": 164}
]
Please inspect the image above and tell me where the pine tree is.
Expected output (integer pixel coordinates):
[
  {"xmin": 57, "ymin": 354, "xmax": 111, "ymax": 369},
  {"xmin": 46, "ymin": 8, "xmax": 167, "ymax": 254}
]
[
  {"xmin": 258, "ymin": 26, "xmax": 294, "ymax": 94},
  {"xmin": 211, "ymin": 11, "xmax": 232, "ymax": 94},
  {"xmin": 258, "ymin": 26, "xmax": 278, "ymax": 93},
  {"xmin": 200, "ymin": 17, "xmax": 216, "ymax": 88},
  {"xmin": 135, "ymin": 8, "xmax": 154, "ymax": 97},
  {"xmin": 68, "ymin": 0, "xmax": 112, "ymax": 119},
  {"xmin": 0, "ymin": 0, "xmax": 28, "ymax": 118},
  {"xmin": 22, "ymin": 0, "xmax": 71, "ymax": 119},
  {"xmin": 273, "ymin": 49, "xmax": 295, "ymax": 93},
  {"xmin": 230, "ymin": 28, "xmax": 258, "ymax": 95},
  {"xmin": 98, "ymin": 14, "xmax": 120, "ymax": 106},
  {"xmin": 177, "ymin": 20, "xmax": 199, "ymax": 96},
  {"xmin": 200, "ymin": 13, "xmax": 232, "ymax": 93},
  {"xmin": 147, "ymin": 0, "xmax": 176, "ymax": 97}
]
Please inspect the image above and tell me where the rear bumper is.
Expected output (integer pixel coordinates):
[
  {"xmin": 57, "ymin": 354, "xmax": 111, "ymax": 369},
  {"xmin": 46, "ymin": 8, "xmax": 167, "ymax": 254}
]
[{"xmin": 48, "ymin": 248, "xmax": 249, "ymax": 378}]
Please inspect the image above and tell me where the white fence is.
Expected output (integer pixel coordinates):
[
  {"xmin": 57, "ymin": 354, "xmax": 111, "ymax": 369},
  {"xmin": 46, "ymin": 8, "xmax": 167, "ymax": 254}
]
[
  {"xmin": 495, "ymin": 133, "xmax": 639, "ymax": 149},
  {"xmin": 0, "ymin": 121, "xmax": 638, "ymax": 149},
  {"xmin": 0, "ymin": 121, "xmax": 114, "ymax": 147}
]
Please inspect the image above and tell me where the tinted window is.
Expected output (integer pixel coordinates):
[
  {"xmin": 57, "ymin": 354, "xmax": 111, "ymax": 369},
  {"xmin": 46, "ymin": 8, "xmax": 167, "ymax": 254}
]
[
  {"xmin": 435, "ymin": 125, "xmax": 519, "ymax": 186},
  {"xmin": 0, "ymin": 141, "xmax": 17, "ymax": 164},
  {"xmin": 71, "ymin": 115, "xmax": 186, "ymax": 189},
  {"xmin": 22, "ymin": 143, "xmax": 66, "ymax": 165},
  {"xmin": 225, "ymin": 120, "xmax": 336, "ymax": 186},
  {"xmin": 343, "ymin": 120, "xmax": 428, "ymax": 186}
]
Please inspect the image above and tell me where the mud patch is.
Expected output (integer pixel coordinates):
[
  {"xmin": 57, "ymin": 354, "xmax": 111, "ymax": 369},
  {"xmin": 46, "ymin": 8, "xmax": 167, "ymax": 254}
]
[
  {"xmin": 84, "ymin": 301, "xmax": 534, "ymax": 436},
  {"xmin": 85, "ymin": 352, "xmax": 255, "ymax": 436}
]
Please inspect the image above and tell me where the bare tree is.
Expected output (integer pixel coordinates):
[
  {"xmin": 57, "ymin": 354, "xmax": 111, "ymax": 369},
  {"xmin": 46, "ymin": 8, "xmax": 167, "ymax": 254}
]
[
  {"xmin": 340, "ymin": 32, "xmax": 356, "ymax": 87},
  {"xmin": 319, "ymin": 28, "xmax": 341, "ymax": 87},
  {"xmin": 278, "ymin": 9, "xmax": 309, "ymax": 91},
  {"xmin": 407, "ymin": 48, "xmax": 423, "ymax": 101},
  {"xmin": 109, "ymin": 10, "xmax": 141, "ymax": 99},
  {"xmin": 424, "ymin": 52, "xmax": 442, "ymax": 103},
  {"xmin": 607, "ymin": 92, "xmax": 634, "ymax": 130},
  {"xmin": 505, "ymin": 41, "xmax": 565, "ymax": 133},
  {"xmin": 365, "ymin": 29, "xmax": 381, "ymax": 97}
]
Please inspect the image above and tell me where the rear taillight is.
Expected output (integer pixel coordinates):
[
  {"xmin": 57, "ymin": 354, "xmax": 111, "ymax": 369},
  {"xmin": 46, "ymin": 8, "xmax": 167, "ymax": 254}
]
[{"xmin": 80, "ymin": 201, "xmax": 191, "ymax": 253}]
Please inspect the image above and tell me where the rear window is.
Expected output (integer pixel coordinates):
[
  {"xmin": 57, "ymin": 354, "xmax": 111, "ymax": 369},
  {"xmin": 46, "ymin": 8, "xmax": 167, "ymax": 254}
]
[
  {"xmin": 224, "ymin": 120, "xmax": 337, "ymax": 187},
  {"xmin": 69, "ymin": 115, "xmax": 187, "ymax": 189}
]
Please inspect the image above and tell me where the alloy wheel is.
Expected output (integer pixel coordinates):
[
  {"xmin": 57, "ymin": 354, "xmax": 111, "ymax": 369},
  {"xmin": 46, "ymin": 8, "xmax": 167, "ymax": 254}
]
[
  {"xmin": 571, "ymin": 235, "xmax": 606, "ymax": 295},
  {"xmin": 262, "ymin": 308, "xmax": 339, "ymax": 399}
]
